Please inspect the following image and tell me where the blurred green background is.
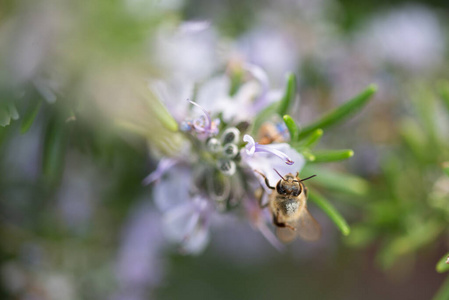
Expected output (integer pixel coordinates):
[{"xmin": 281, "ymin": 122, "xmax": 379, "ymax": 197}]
[{"xmin": 1, "ymin": 0, "xmax": 449, "ymax": 299}]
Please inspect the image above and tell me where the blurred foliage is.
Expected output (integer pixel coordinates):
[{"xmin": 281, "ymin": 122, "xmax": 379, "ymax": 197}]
[
  {"xmin": 0, "ymin": 0, "xmax": 448, "ymax": 299},
  {"xmin": 345, "ymin": 82, "xmax": 449, "ymax": 293}
]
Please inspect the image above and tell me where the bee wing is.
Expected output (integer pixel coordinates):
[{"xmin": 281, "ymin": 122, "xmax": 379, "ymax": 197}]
[
  {"xmin": 276, "ymin": 225, "xmax": 298, "ymax": 244},
  {"xmin": 295, "ymin": 207, "xmax": 321, "ymax": 241}
]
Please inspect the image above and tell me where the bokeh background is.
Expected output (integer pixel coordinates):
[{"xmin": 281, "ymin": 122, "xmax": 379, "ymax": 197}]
[{"xmin": 1, "ymin": 0, "xmax": 449, "ymax": 299}]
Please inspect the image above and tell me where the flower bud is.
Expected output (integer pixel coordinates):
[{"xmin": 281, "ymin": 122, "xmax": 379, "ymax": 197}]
[
  {"xmin": 207, "ymin": 138, "xmax": 222, "ymax": 153},
  {"xmin": 217, "ymin": 159, "xmax": 236, "ymax": 176},
  {"xmin": 221, "ymin": 127, "xmax": 240, "ymax": 145},
  {"xmin": 223, "ymin": 143, "xmax": 238, "ymax": 158}
]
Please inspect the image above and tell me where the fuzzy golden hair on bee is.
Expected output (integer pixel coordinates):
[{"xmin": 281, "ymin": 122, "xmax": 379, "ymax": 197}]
[{"xmin": 256, "ymin": 170, "xmax": 321, "ymax": 243}]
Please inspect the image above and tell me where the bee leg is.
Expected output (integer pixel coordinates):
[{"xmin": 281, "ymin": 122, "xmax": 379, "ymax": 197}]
[
  {"xmin": 272, "ymin": 214, "xmax": 296, "ymax": 231},
  {"xmin": 255, "ymin": 188, "xmax": 269, "ymax": 208},
  {"xmin": 254, "ymin": 170, "xmax": 275, "ymax": 190}
]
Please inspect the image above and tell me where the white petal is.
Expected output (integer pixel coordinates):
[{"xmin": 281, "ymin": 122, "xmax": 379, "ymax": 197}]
[{"xmin": 182, "ymin": 224, "xmax": 210, "ymax": 254}]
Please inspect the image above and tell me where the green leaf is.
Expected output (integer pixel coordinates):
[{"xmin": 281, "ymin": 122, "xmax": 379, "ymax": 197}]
[
  {"xmin": 296, "ymin": 129, "xmax": 323, "ymax": 148},
  {"xmin": 297, "ymin": 84, "xmax": 377, "ymax": 139},
  {"xmin": 310, "ymin": 149, "xmax": 354, "ymax": 163},
  {"xmin": 437, "ymin": 80, "xmax": 449, "ymax": 115},
  {"xmin": 399, "ymin": 117, "xmax": 427, "ymax": 160},
  {"xmin": 0, "ymin": 101, "xmax": 19, "ymax": 127},
  {"xmin": 277, "ymin": 73, "xmax": 297, "ymax": 117},
  {"xmin": 0, "ymin": 107, "xmax": 10, "ymax": 127},
  {"xmin": 433, "ymin": 276, "xmax": 449, "ymax": 300},
  {"xmin": 150, "ymin": 98, "xmax": 178, "ymax": 132},
  {"xmin": 303, "ymin": 165, "xmax": 369, "ymax": 196},
  {"xmin": 301, "ymin": 150, "xmax": 316, "ymax": 162},
  {"xmin": 378, "ymin": 220, "xmax": 442, "ymax": 269},
  {"xmin": 436, "ymin": 252, "xmax": 449, "ymax": 273},
  {"xmin": 410, "ymin": 85, "xmax": 438, "ymax": 145},
  {"xmin": 21, "ymin": 100, "xmax": 42, "ymax": 133},
  {"xmin": 7, "ymin": 103, "xmax": 19, "ymax": 120},
  {"xmin": 345, "ymin": 226, "xmax": 376, "ymax": 248},
  {"xmin": 443, "ymin": 162, "xmax": 449, "ymax": 177},
  {"xmin": 308, "ymin": 190, "xmax": 351, "ymax": 236},
  {"xmin": 43, "ymin": 117, "xmax": 67, "ymax": 186},
  {"xmin": 283, "ymin": 115, "xmax": 298, "ymax": 141}
]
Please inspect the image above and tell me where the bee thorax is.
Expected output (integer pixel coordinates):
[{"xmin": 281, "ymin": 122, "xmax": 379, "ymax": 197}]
[{"xmin": 281, "ymin": 200, "xmax": 300, "ymax": 215}]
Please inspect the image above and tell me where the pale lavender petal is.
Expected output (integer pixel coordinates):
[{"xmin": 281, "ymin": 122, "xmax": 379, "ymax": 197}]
[
  {"xmin": 242, "ymin": 143, "xmax": 305, "ymax": 190},
  {"xmin": 115, "ymin": 202, "xmax": 165, "ymax": 298},
  {"xmin": 243, "ymin": 134, "xmax": 256, "ymax": 155},
  {"xmin": 163, "ymin": 204, "xmax": 200, "ymax": 242},
  {"xmin": 142, "ymin": 158, "xmax": 178, "ymax": 185},
  {"xmin": 188, "ymin": 100, "xmax": 211, "ymax": 129},
  {"xmin": 179, "ymin": 21, "xmax": 211, "ymax": 34},
  {"xmin": 161, "ymin": 195, "xmax": 211, "ymax": 254},
  {"xmin": 153, "ymin": 166, "xmax": 192, "ymax": 212},
  {"xmin": 181, "ymin": 223, "xmax": 210, "ymax": 254},
  {"xmin": 149, "ymin": 79, "xmax": 194, "ymax": 122},
  {"xmin": 244, "ymin": 63, "xmax": 270, "ymax": 109},
  {"xmin": 243, "ymin": 134, "xmax": 294, "ymax": 165}
]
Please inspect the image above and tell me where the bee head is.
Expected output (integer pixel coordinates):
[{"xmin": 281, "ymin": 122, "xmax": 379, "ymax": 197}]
[
  {"xmin": 273, "ymin": 170, "xmax": 317, "ymax": 197},
  {"xmin": 276, "ymin": 173, "xmax": 302, "ymax": 196}
]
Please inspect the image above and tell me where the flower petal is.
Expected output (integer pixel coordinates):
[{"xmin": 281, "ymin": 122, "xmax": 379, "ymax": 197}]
[{"xmin": 242, "ymin": 143, "xmax": 305, "ymax": 190}]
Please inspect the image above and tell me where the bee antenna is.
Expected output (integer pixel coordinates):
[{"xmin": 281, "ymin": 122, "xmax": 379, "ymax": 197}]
[
  {"xmin": 300, "ymin": 175, "xmax": 317, "ymax": 182},
  {"xmin": 273, "ymin": 169, "xmax": 286, "ymax": 180}
]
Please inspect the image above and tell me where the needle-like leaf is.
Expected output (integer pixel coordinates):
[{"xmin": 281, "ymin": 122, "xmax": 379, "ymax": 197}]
[
  {"xmin": 297, "ymin": 84, "xmax": 377, "ymax": 139},
  {"xmin": 308, "ymin": 190, "xmax": 350, "ymax": 236}
]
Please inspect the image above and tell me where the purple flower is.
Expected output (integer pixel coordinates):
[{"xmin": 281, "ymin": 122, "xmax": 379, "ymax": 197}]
[
  {"xmin": 153, "ymin": 165, "xmax": 214, "ymax": 254},
  {"xmin": 243, "ymin": 134, "xmax": 293, "ymax": 164},
  {"xmin": 241, "ymin": 134, "xmax": 305, "ymax": 191},
  {"xmin": 182, "ymin": 100, "xmax": 220, "ymax": 138},
  {"xmin": 163, "ymin": 195, "xmax": 211, "ymax": 254},
  {"xmin": 195, "ymin": 66, "xmax": 281, "ymax": 123},
  {"xmin": 142, "ymin": 158, "xmax": 179, "ymax": 185},
  {"xmin": 114, "ymin": 202, "xmax": 165, "ymax": 300}
]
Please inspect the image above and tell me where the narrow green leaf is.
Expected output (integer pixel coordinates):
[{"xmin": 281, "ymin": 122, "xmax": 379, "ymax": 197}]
[
  {"xmin": 433, "ymin": 276, "xmax": 449, "ymax": 300},
  {"xmin": 302, "ymin": 150, "xmax": 316, "ymax": 162},
  {"xmin": 7, "ymin": 103, "xmax": 19, "ymax": 120},
  {"xmin": 308, "ymin": 190, "xmax": 351, "ymax": 236},
  {"xmin": 411, "ymin": 85, "xmax": 438, "ymax": 145},
  {"xmin": 298, "ymin": 129, "xmax": 323, "ymax": 148},
  {"xmin": 151, "ymin": 98, "xmax": 178, "ymax": 132},
  {"xmin": 399, "ymin": 117, "xmax": 426, "ymax": 160},
  {"xmin": 378, "ymin": 220, "xmax": 442, "ymax": 269},
  {"xmin": 43, "ymin": 117, "xmax": 67, "ymax": 185},
  {"xmin": 283, "ymin": 115, "xmax": 298, "ymax": 141},
  {"xmin": 303, "ymin": 165, "xmax": 370, "ymax": 196},
  {"xmin": 436, "ymin": 252, "xmax": 449, "ymax": 273},
  {"xmin": 277, "ymin": 73, "xmax": 297, "ymax": 117},
  {"xmin": 0, "ymin": 107, "xmax": 11, "ymax": 127},
  {"xmin": 21, "ymin": 100, "xmax": 42, "ymax": 133},
  {"xmin": 297, "ymin": 84, "xmax": 377, "ymax": 139},
  {"xmin": 310, "ymin": 149, "xmax": 354, "ymax": 163},
  {"xmin": 437, "ymin": 80, "xmax": 449, "ymax": 115},
  {"xmin": 443, "ymin": 162, "xmax": 449, "ymax": 177},
  {"xmin": 345, "ymin": 226, "xmax": 376, "ymax": 248}
]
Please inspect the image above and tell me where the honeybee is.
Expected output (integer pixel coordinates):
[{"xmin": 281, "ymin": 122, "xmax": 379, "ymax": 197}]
[
  {"xmin": 256, "ymin": 170, "xmax": 321, "ymax": 243},
  {"xmin": 258, "ymin": 122, "xmax": 288, "ymax": 145}
]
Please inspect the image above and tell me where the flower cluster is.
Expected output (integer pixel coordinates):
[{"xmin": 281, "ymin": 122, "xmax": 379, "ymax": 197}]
[{"xmin": 146, "ymin": 64, "xmax": 305, "ymax": 254}]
